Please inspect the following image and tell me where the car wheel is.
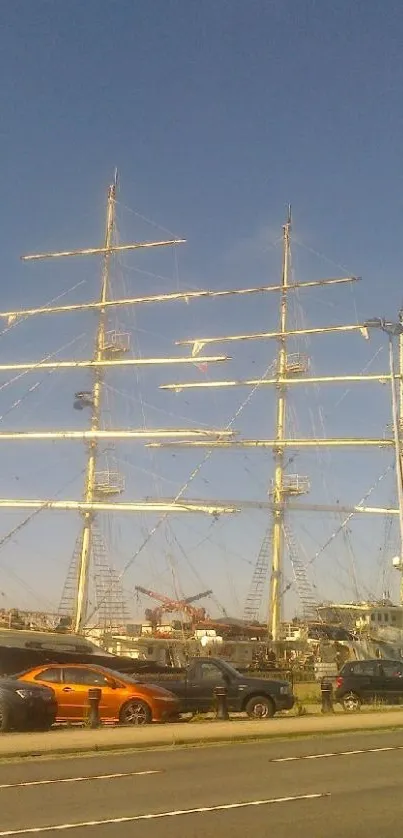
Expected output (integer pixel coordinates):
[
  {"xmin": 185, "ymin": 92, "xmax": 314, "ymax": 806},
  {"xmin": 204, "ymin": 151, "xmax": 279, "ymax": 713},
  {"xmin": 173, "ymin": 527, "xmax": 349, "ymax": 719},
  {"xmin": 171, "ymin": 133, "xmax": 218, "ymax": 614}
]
[
  {"xmin": 245, "ymin": 695, "xmax": 275, "ymax": 719},
  {"xmin": 119, "ymin": 700, "xmax": 152, "ymax": 726},
  {"xmin": 342, "ymin": 692, "xmax": 361, "ymax": 712},
  {"xmin": 0, "ymin": 704, "xmax": 11, "ymax": 733}
]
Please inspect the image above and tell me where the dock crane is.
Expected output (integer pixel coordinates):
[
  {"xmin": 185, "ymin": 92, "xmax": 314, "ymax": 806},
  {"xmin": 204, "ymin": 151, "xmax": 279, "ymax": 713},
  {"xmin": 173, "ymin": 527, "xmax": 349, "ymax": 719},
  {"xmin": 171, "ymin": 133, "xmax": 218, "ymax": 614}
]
[{"xmin": 134, "ymin": 586, "xmax": 213, "ymax": 627}]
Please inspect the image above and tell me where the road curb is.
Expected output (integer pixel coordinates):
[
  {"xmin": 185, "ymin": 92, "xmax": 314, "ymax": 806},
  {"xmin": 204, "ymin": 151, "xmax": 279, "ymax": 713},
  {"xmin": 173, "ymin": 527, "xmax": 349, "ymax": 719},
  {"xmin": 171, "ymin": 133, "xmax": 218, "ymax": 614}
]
[{"xmin": 1, "ymin": 716, "xmax": 403, "ymax": 761}]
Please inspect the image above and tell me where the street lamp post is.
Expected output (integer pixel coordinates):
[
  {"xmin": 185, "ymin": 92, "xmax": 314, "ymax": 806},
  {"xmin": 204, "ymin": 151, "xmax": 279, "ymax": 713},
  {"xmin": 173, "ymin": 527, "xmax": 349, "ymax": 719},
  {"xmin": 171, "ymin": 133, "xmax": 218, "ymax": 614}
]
[{"xmin": 364, "ymin": 318, "xmax": 403, "ymax": 604}]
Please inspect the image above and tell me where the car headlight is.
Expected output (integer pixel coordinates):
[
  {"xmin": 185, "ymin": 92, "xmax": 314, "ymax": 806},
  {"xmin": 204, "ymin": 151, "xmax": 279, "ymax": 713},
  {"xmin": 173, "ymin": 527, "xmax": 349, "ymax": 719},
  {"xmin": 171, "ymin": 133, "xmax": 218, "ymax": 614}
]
[{"xmin": 16, "ymin": 689, "xmax": 35, "ymax": 699}]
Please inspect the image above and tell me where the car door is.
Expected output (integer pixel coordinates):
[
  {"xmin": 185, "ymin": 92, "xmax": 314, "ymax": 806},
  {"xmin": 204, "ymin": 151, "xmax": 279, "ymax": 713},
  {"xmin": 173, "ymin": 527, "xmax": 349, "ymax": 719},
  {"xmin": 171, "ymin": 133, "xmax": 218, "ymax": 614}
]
[
  {"xmin": 378, "ymin": 661, "xmax": 403, "ymax": 704},
  {"xmin": 59, "ymin": 667, "xmax": 114, "ymax": 720},
  {"xmin": 354, "ymin": 660, "xmax": 384, "ymax": 701},
  {"xmin": 189, "ymin": 662, "xmax": 228, "ymax": 712}
]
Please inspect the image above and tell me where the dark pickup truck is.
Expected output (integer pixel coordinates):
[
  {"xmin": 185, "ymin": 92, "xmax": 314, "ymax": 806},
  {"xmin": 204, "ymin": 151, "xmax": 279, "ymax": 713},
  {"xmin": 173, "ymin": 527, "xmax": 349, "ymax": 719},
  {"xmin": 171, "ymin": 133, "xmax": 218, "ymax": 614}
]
[{"xmin": 150, "ymin": 657, "xmax": 295, "ymax": 718}]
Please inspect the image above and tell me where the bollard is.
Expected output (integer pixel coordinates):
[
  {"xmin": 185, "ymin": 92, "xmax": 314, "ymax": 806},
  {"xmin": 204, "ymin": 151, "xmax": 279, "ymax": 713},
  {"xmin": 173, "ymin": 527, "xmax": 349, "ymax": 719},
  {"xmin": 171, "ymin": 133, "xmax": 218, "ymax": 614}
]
[
  {"xmin": 320, "ymin": 678, "xmax": 334, "ymax": 714},
  {"xmin": 87, "ymin": 687, "xmax": 102, "ymax": 728},
  {"xmin": 214, "ymin": 685, "xmax": 229, "ymax": 720}
]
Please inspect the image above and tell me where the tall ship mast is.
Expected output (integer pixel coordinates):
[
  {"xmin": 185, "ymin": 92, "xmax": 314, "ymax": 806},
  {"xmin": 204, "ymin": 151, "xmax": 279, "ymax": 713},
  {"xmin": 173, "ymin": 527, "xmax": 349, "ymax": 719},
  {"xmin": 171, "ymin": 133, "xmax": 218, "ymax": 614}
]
[
  {"xmin": 150, "ymin": 213, "xmax": 403, "ymax": 640},
  {"xmin": 0, "ymin": 175, "xmax": 402, "ymax": 640},
  {"xmin": 0, "ymin": 173, "xmax": 237, "ymax": 634}
]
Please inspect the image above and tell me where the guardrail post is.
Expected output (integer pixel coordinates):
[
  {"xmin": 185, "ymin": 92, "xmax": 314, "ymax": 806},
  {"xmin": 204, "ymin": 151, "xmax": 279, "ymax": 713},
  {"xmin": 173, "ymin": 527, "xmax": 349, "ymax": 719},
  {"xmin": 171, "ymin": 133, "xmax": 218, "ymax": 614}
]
[
  {"xmin": 88, "ymin": 687, "xmax": 102, "ymax": 728},
  {"xmin": 320, "ymin": 678, "xmax": 334, "ymax": 714},
  {"xmin": 214, "ymin": 685, "xmax": 229, "ymax": 720}
]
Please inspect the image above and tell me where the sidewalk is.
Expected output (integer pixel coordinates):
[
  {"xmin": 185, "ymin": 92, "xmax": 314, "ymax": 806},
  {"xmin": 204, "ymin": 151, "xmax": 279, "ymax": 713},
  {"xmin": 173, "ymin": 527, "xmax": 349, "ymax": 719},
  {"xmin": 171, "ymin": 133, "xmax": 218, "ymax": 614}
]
[{"xmin": 1, "ymin": 709, "xmax": 403, "ymax": 760}]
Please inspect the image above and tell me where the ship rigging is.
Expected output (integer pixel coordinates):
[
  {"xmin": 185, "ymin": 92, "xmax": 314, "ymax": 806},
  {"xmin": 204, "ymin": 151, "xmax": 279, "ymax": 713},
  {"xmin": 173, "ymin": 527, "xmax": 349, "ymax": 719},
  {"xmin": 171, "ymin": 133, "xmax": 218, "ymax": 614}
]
[{"xmin": 0, "ymin": 175, "xmax": 402, "ymax": 640}]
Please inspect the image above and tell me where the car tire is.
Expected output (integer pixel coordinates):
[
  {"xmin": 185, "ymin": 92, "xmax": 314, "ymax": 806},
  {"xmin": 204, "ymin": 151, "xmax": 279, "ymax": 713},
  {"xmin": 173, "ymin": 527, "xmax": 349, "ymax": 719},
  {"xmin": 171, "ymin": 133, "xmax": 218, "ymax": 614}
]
[
  {"xmin": 0, "ymin": 703, "xmax": 12, "ymax": 733},
  {"xmin": 341, "ymin": 692, "xmax": 361, "ymax": 712},
  {"xmin": 119, "ymin": 699, "xmax": 152, "ymax": 726},
  {"xmin": 245, "ymin": 695, "xmax": 275, "ymax": 719}
]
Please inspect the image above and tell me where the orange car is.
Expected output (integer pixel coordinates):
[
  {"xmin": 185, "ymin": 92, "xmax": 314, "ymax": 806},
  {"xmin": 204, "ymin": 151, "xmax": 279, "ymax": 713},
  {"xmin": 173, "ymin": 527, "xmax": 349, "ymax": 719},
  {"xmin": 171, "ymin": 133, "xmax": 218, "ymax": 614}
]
[{"xmin": 17, "ymin": 663, "xmax": 179, "ymax": 725}]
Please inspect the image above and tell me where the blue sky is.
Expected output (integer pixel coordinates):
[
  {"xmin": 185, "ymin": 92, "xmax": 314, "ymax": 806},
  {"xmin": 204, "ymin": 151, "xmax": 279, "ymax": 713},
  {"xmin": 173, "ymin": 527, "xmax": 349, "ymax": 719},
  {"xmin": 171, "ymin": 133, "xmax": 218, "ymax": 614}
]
[{"xmin": 0, "ymin": 0, "xmax": 402, "ymax": 621}]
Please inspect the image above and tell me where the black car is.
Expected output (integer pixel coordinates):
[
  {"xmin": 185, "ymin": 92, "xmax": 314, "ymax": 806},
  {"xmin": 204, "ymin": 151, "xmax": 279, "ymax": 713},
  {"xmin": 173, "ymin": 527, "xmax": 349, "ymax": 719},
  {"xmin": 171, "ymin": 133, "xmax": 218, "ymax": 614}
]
[
  {"xmin": 150, "ymin": 657, "xmax": 295, "ymax": 718},
  {"xmin": 0, "ymin": 678, "xmax": 57, "ymax": 732},
  {"xmin": 335, "ymin": 659, "xmax": 403, "ymax": 711}
]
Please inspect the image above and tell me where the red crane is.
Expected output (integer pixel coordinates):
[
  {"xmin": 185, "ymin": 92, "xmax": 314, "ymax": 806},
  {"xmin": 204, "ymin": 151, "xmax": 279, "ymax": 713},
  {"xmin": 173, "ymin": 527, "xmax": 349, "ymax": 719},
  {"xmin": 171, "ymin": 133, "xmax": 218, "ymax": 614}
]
[{"xmin": 134, "ymin": 586, "xmax": 212, "ymax": 626}]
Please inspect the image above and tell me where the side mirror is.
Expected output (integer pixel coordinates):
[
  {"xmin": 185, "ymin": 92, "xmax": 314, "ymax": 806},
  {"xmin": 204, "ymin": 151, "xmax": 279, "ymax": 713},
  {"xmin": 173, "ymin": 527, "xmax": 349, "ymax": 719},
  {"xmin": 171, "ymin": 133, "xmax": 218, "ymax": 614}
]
[{"xmin": 107, "ymin": 679, "xmax": 117, "ymax": 690}]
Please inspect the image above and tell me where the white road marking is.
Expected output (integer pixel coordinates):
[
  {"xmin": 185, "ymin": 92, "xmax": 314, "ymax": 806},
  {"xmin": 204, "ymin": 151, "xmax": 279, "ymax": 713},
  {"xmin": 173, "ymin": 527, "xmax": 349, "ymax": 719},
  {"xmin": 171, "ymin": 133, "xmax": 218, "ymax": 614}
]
[
  {"xmin": 0, "ymin": 770, "xmax": 160, "ymax": 791},
  {"xmin": 272, "ymin": 745, "xmax": 403, "ymax": 763},
  {"xmin": 368, "ymin": 747, "xmax": 395, "ymax": 752},
  {"xmin": 1, "ymin": 744, "xmax": 400, "ymax": 793},
  {"xmin": 273, "ymin": 756, "xmax": 299, "ymax": 762},
  {"xmin": 303, "ymin": 753, "xmax": 336, "ymax": 760},
  {"xmin": 0, "ymin": 793, "xmax": 330, "ymax": 835},
  {"xmin": 1, "ymin": 743, "xmax": 401, "ymax": 794}
]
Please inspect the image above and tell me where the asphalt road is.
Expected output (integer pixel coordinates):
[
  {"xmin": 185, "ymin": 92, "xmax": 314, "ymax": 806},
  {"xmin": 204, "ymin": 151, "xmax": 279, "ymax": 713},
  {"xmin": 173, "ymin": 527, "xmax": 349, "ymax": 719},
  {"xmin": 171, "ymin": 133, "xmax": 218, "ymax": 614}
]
[{"xmin": 1, "ymin": 729, "xmax": 403, "ymax": 836}]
